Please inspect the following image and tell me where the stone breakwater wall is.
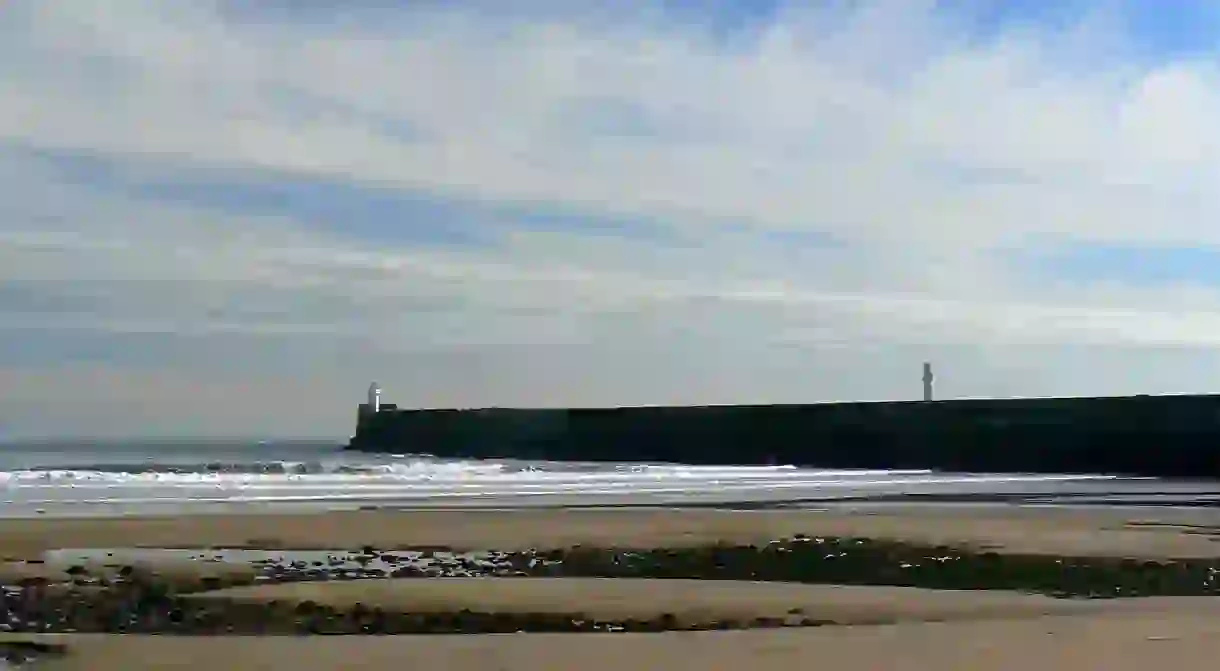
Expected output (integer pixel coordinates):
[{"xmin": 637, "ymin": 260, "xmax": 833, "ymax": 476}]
[{"xmin": 348, "ymin": 394, "xmax": 1220, "ymax": 478}]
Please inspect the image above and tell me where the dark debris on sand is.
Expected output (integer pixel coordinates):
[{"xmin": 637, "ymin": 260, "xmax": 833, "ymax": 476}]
[{"xmin": 4, "ymin": 536, "xmax": 1220, "ymax": 635}]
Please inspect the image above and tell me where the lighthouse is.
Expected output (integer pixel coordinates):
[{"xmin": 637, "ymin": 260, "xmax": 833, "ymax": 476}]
[
  {"xmin": 922, "ymin": 362, "xmax": 934, "ymax": 402},
  {"xmin": 367, "ymin": 381, "xmax": 381, "ymax": 413}
]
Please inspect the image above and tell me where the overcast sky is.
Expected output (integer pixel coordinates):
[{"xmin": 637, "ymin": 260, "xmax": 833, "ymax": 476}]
[{"xmin": 5, "ymin": 0, "xmax": 1220, "ymax": 439}]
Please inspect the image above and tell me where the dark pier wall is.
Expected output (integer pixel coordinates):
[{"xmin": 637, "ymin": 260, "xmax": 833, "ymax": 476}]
[{"xmin": 347, "ymin": 394, "xmax": 1220, "ymax": 478}]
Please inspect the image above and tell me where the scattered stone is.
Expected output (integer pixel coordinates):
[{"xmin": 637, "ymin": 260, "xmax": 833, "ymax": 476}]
[{"xmin": 8, "ymin": 535, "xmax": 1220, "ymax": 635}]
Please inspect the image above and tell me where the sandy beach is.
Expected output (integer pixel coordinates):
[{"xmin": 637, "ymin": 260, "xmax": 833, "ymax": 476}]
[
  {"xmin": 3, "ymin": 505, "xmax": 1220, "ymax": 558},
  {"xmin": 18, "ymin": 607, "xmax": 1220, "ymax": 671},
  {"xmin": 5, "ymin": 506, "xmax": 1220, "ymax": 669}
]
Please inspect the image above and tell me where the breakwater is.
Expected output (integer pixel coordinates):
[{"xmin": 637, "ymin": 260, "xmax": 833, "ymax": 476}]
[{"xmin": 347, "ymin": 394, "xmax": 1220, "ymax": 478}]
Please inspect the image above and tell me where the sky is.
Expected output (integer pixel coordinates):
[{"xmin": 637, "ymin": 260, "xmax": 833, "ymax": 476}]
[{"xmin": 5, "ymin": 0, "xmax": 1220, "ymax": 439}]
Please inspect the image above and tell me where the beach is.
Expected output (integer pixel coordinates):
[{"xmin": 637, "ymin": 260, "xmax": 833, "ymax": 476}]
[
  {"xmin": 4, "ymin": 505, "xmax": 1220, "ymax": 558},
  {"xmin": 6, "ymin": 505, "xmax": 1220, "ymax": 669},
  {"xmin": 5, "ymin": 443, "xmax": 1220, "ymax": 668},
  {"xmin": 21, "ymin": 610, "xmax": 1220, "ymax": 671}
]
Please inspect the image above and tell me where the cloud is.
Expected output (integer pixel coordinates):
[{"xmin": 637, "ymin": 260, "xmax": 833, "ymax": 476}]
[{"xmin": 4, "ymin": 0, "xmax": 1220, "ymax": 437}]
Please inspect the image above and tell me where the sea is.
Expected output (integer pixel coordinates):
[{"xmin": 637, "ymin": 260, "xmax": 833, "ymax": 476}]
[{"xmin": 2, "ymin": 440, "xmax": 1220, "ymax": 518}]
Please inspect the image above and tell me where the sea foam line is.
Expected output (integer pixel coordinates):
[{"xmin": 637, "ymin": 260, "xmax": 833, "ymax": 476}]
[
  {"xmin": 4, "ymin": 474, "xmax": 1128, "ymax": 505},
  {"xmin": 0, "ymin": 467, "xmax": 937, "ymax": 484}
]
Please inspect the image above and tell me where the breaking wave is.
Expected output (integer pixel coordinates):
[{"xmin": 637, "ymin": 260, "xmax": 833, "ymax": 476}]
[
  {"xmin": 0, "ymin": 443, "xmax": 1162, "ymax": 516},
  {"xmin": 2, "ymin": 460, "xmax": 944, "ymax": 485}
]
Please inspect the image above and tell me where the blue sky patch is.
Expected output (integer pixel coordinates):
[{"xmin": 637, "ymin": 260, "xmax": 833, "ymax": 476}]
[
  {"xmin": 19, "ymin": 144, "xmax": 703, "ymax": 251},
  {"xmin": 215, "ymin": 0, "xmax": 1220, "ymax": 61},
  {"xmin": 1113, "ymin": 0, "xmax": 1220, "ymax": 58},
  {"xmin": 1021, "ymin": 241, "xmax": 1220, "ymax": 287}
]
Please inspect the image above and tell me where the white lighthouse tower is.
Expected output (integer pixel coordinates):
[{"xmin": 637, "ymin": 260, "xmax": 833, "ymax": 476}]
[
  {"xmin": 367, "ymin": 381, "xmax": 382, "ymax": 414},
  {"xmin": 922, "ymin": 362, "xmax": 934, "ymax": 402}
]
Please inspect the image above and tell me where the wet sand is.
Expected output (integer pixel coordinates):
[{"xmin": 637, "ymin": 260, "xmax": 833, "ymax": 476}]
[
  {"xmin": 183, "ymin": 578, "xmax": 1116, "ymax": 625},
  {"xmin": 6, "ymin": 506, "xmax": 1220, "ymax": 669},
  {"xmin": 3, "ymin": 505, "xmax": 1220, "ymax": 559},
  {"xmin": 16, "ymin": 606, "xmax": 1220, "ymax": 671}
]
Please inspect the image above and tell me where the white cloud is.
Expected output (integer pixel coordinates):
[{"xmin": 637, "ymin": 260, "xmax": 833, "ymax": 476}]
[
  {"xmin": 4, "ymin": 0, "xmax": 1220, "ymax": 436},
  {"xmin": 9, "ymin": 1, "xmax": 1220, "ymax": 244}
]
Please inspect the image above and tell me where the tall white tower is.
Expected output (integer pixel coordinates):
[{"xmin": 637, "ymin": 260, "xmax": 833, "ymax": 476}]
[
  {"xmin": 922, "ymin": 362, "xmax": 934, "ymax": 402},
  {"xmin": 367, "ymin": 381, "xmax": 381, "ymax": 413}
]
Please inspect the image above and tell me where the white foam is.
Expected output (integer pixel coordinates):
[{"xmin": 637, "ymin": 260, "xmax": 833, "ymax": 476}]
[
  {"xmin": 0, "ymin": 457, "xmax": 1130, "ymax": 508},
  {"xmin": 0, "ymin": 455, "xmax": 1147, "ymax": 516},
  {"xmin": 6, "ymin": 473, "xmax": 1123, "ymax": 504},
  {"xmin": 0, "ymin": 463, "xmax": 935, "ymax": 485}
]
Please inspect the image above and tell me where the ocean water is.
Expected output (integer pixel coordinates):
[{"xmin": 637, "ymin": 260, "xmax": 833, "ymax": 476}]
[{"xmin": 0, "ymin": 440, "xmax": 1218, "ymax": 518}]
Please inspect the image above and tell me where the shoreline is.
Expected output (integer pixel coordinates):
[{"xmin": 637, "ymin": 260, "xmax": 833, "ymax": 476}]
[
  {"xmin": 3, "ymin": 505, "xmax": 1220, "ymax": 558},
  {"xmin": 9, "ymin": 487, "xmax": 1220, "ymax": 521}
]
